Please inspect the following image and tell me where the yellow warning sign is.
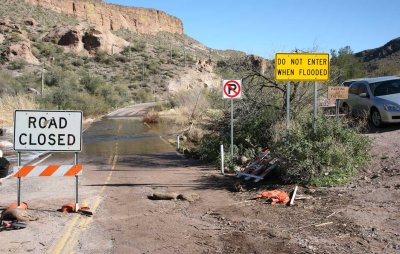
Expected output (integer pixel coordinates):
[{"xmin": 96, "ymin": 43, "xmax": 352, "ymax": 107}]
[
  {"xmin": 328, "ymin": 86, "xmax": 349, "ymax": 100},
  {"xmin": 275, "ymin": 53, "xmax": 330, "ymax": 81}
]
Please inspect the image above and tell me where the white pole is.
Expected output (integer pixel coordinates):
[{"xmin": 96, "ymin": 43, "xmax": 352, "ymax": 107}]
[
  {"xmin": 290, "ymin": 185, "xmax": 298, "ymax": 206},
  {"xmin": 221, "ymin": 145, "xmax": 224, "ymax": 175},
  {"xmin": 74, "ymin": 152, "xmax": 79, "ymax": 212},
  {"xmin": 17, "ymin": 152, "xmax": 21, "ymax": 207},
  {"xmin": 177, "ymin": 135, "xmax": 180, "ymax": 150}
]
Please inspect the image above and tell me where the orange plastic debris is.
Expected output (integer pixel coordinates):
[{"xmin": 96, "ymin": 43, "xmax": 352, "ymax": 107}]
[
  {"xmin": 61, "ymin": 203, "xmax": 90, "ymax": 213},
  {"xmin": 255, "ymin": 190, "xmax": 290, "ymax": 204},
  {"xmin": 8, "ymin": 202, "xmax": 28, "ymax": 210}
]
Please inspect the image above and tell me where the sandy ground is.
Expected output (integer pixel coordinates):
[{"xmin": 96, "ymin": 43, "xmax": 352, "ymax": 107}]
[{"xmin": 0, "ymin": 106, "xmax": 399, "ymax": 253}]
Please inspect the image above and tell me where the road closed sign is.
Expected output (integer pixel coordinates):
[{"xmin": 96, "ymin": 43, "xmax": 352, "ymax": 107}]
[
  {"xmin": 223, "ymin": 80, "xmax": 242, "ymax": 99},
  {"xmin": 14, "ymin": 110, "xmax": 82, "ymax": 151},
  {"xmin": 275, "ymin": 53, "xmax": 330, "ymax": 81}
]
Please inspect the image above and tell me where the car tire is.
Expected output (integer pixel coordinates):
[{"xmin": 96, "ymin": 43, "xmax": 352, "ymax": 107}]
[
  {"xmin": 370, "ymin": 108, "xmax": 382, "ymax": 128},
  {"xmin": 342, "ymin": 103, "xmax": 350, "ymax": 116}
]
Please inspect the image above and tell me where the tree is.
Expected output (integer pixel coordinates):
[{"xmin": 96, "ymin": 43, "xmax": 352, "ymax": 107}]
[{"xmin": 330, "ymin": 46, "xmax": 365, "ymax": 83}]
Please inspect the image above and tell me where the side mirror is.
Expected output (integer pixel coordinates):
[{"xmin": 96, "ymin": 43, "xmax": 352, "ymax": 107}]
[{"xmin": 359, "ymin": 92, "xmax": 369, "ymax": 98}]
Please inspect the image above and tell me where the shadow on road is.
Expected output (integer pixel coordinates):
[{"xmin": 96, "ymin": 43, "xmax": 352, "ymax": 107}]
[{"xmin": 365, "ymin": 123, "xmax": 400, "ymax": 134}]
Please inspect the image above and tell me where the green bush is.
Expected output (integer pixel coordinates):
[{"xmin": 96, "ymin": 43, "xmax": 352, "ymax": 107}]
[
  {"xmin": 80, "ymin": 74, "xmax": 105, "ymax": 94},
  {"xmin": 272, "ymin": 115, "xmax": 371, "ymax": 186},
  {"xmin": 7, "ymin": 60, "xmax": 27, "ymax": 70}
]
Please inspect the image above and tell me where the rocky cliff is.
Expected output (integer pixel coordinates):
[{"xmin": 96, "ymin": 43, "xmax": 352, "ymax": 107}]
[
  {"xmin": 24, "ymin": 0, "xmax": 184, "ymax": 35},
  {"xmin": 355, "ymin": 37, "xmax": 400, "ymax": 62}
]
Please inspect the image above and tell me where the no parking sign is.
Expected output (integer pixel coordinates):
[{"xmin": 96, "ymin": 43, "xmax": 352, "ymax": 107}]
[{"xmin": 223, "ymin": 80, "xmax": 242, "ymax": 99}]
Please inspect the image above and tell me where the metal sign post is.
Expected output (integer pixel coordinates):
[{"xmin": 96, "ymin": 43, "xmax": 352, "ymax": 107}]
[
  {"xmin": 286, "ymin": 82, "xmax": 291, "ymax": 132},
  {"xmin": 230, "ymin": 99, "xmax": 234, "ymax": 161},
  {"xmin": 222, "ymin": 79, "xmax": 242, "ymax": 165},
  {"xmin": 336, "ymin": 99, "xmax": 339, "ymax": 120},
  {"xmin": 17, "ymin": 152, "xmax": 21, "ymax": 207},
  {"xmin": 74, "ymin": 152, "xmax": 79, "ymax": 212},
  {"xmin": 313, "ymin": 81, "xmax": 318, "ymax": 134},
  {"xmin": 220, "ymin": 144, "xmax": 224, "ymax": 175}
]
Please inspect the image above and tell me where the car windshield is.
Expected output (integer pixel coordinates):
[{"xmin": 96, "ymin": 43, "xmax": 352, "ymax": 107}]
[{"xmin": 370, "ymin": 79, "xmax": 400, "ymax": 96}]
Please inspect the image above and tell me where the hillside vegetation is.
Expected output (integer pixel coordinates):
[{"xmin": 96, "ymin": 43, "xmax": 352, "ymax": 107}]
[{"xmin": 0, "ymin": 0, "xmax": 245, "ymax": 120}]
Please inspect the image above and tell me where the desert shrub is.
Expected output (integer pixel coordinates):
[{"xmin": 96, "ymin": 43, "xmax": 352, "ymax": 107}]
[
  {"xmin": 133, "ymin": 88, "xmax": 152, "ymax": 102},
  {"xmin": 33, "ymin": 41, "xmax": 64, "ymax": 58},
  {"xmin": 8, "ymin": 60, "xmax": 27, "ymax": 70},
  {"xmin": 95, "ymin": 50, "xmax": 114, "ymax": 64},
  {"xmin": 0, "ymin": 94, "xmax": 38, "ymax": 125},
  {"xmin": 143, "ymin": 110, "xmax": 159, "ymax": 124},
  {"xmin": 72, "ymin": 58, "xmax": 84, "ymax": 67},
  {"xmin": 272, "ymin": 115, "xmax": 371, "ymax": 186},
  {"xmin": 80, "ymin": 74, "xmax": 105, "ymax": 94},
  {"xmin": 0, "ymin": 71, "xmax": 23, "ymax": 95},
  {"xmin": 132, "ymin": 40, "xmax": 146, "ymax": 52},
  {"xmin": 44, "ymin": 86, "xmax": 108, "ymax": 115}
]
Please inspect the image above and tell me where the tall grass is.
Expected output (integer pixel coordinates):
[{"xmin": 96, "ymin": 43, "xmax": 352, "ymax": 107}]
[{"xmin": 0, "ymin": 95, "xmax": 38, "ymax": 126}]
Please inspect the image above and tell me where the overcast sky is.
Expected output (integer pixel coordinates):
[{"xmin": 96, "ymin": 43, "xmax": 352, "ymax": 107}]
[{"xmin": 105, "ymin": 0, "xmax": 400, "ymax": 59}]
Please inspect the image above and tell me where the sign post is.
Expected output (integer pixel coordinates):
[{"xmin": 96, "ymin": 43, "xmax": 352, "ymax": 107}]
[
  {"xmin": 14, "ymin": 110, "xmax": 83, "ymax": 210},
  {"xmin": 286, "ymin": 82, "xmax": 290, "ymax": 132},
  {"xmin": 328, "ymin": 86, "xmax": 349, "ymax": 119},
  {"xmin": 223, "ymin": 80, "xmax": 242, "ymax": 163},
  {"xmin": 275, "ymin": 53, "xmax": 330, "ymax": 133}
]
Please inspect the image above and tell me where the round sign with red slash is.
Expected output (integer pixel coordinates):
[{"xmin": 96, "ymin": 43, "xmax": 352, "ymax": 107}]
[{"xmin": 223, "ymin": 80, "xmax": 242, "ymax": 99}]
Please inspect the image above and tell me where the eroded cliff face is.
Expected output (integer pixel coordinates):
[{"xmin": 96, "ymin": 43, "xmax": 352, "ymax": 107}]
[{"xmin": 24, "ymin": 0, "xmax": 184, "ymax": 35}]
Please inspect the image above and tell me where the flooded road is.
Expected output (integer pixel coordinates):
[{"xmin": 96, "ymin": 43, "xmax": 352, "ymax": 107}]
[{"xmin": 82, "ymin": 117, "xmax": 174, "ymax": 159}]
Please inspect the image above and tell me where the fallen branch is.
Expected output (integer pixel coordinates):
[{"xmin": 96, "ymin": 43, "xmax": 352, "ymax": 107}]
[
  {"xmin": 315, "ymin": 222, "xmax": 333, "ymax": 227},
  {"xmin": 326, "ymin": 212, "xmax": 336, "ymax": 218}
]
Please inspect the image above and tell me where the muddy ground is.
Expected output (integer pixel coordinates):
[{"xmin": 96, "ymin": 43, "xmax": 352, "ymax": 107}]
[{"xmin": 0, "ymin": 117, "xmax": 399, "ymax": 253}]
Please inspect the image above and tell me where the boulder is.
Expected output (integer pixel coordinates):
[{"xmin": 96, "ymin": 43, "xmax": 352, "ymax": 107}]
[
  {"xmin": 24, "ymin": 18, "xmax": 37, "ymax": 27},
  {"xmin": 0, "ymin": 141, "xmax": 13, "ymax": 148},
  {"xmin": 148, "ymin": 192, "xmax": 179, "ymax": 200},
  {"xmin": 0, "ymin": 157, "xmax": 10, "ymax": 178},
  {"xmin": 26, "ymin": 87, "xmax": 40, "ymax": 95},
  {"xmin": 1, "ymin": 208, "xmax": 38, "ymax": 221}
]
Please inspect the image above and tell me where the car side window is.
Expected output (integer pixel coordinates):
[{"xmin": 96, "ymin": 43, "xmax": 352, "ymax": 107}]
[
  {"xmin": 359, "ymin": 84, "xmax": 368, "ymax": 95},
  {"xmin": 349, "ymin": 83, "xmax": 360, "ymax": 95}
]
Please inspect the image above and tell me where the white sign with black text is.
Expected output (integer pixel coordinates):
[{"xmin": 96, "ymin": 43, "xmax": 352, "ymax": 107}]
[{"xmin": 14, "ymin": 110, "xmax": 82, "ymax": 151}]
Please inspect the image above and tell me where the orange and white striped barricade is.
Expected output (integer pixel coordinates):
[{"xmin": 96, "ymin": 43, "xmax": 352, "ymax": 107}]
[
  {"xmin": 13, "ymin": 165, "xmax": 83, "ymax": 177},
  {"xmin": 13, "ymin": 164, "xmax": 83, "ymax": 211}
]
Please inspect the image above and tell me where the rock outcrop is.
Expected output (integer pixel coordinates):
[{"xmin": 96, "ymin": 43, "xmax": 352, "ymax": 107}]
[
  {"xmin": 43, "ymin": 25, "xmax": 129, "ymax": 55},
  {"xmin": 0, "ymin": 18, "xmax": 39, "ymax": 65},
  {"xmin": 355, "ymin": 37, "xmax": 400, "ymax": 62},
  {"xmin": 24, "ymin": 0, "xmax": 184, "ymax": 35},
  {"xmin": 2, "ymin": 40, "xmax": 40, "ymax": 65}
]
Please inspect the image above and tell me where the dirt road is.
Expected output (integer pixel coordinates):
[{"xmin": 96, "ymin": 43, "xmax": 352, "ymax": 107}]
[{"xmin": 0, "ymin": 104, "xmax": 399, "ymax": 253}]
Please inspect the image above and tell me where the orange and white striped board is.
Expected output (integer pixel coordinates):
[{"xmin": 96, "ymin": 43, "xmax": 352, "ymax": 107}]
[{"xmin": 13, "ymin": 165, "xmax": 83, "ymax": 177}]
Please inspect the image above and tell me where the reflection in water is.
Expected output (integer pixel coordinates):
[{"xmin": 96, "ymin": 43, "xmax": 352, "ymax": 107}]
[{"xmin": 82, "ymin": 118, "xmax": 174, "ymax": 158}]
